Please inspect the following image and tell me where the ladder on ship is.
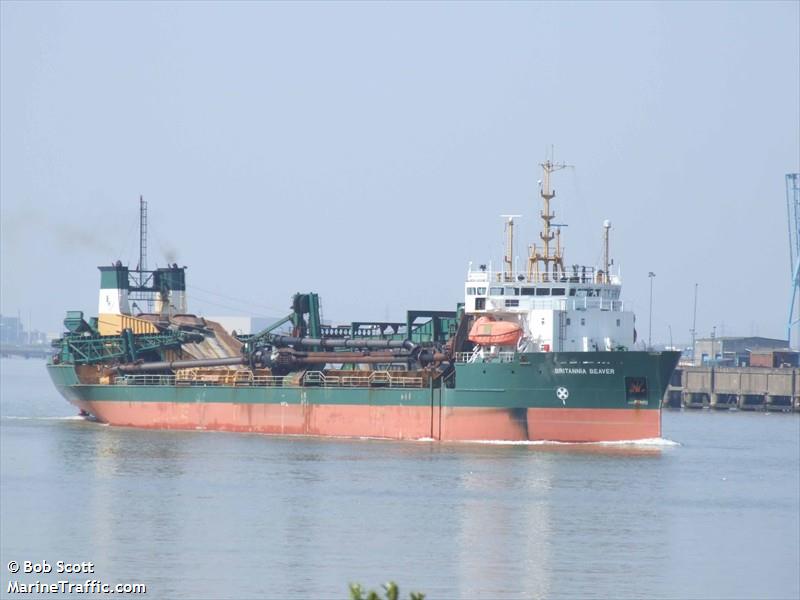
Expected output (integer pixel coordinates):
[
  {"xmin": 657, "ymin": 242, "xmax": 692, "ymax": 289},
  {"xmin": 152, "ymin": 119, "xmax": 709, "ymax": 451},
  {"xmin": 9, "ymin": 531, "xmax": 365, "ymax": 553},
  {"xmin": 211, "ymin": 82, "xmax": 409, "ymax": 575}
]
[{"xmin": 557, "ymin": 310, "xmax": 567, "ymax": 351}]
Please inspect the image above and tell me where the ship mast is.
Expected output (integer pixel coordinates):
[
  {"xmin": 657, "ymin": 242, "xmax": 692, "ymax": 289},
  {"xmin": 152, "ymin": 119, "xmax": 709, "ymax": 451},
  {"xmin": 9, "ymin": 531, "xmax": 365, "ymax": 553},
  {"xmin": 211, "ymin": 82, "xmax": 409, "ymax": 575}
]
[
  {"xmin": 603, "ymin": 219, "xmax": 611, "ymax": 284},
  {"xmin": 129, "ymin": 196, "xmax": 153, "ymax": 314},
  {"xmin": 501, "ymin": 214, "xmax": 521, "ymax": 282},
  {"xmin": 527, "ymin": 159, "xmax": 571, "ymax": 282},
  {"xmin": 138, "ymin": 196, "xmax": 147, "ymax": 278}
]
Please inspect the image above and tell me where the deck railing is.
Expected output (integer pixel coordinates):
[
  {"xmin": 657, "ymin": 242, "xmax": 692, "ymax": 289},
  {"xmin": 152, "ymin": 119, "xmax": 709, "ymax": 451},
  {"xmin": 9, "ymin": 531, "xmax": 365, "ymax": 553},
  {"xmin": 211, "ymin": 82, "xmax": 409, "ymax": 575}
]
[
  {"xmin": 302, "ymin": 371, "xmax": 423, "ymax": 388},
  {"xmin": 114, "ymin": 375, "xmax": 177, "ymax": 386},
  {"xmin": 113, "ymin": 370, "xmax": 423, "ymax": 389},
  {"xmin": 454, "ymin": 351, "xmax": 516, "ymax": 364},
  {"xmin": 467, "ymin": 264, "xmax": 621, "ymax": 286}
]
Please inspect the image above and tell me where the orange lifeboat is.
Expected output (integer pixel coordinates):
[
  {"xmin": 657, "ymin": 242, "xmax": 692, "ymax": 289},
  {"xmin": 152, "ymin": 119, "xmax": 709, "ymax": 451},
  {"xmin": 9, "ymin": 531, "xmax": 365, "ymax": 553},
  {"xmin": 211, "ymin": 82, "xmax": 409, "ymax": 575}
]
[{"xmin": 468, "ymin": 317, "xmax": 523, "ymax": 346}]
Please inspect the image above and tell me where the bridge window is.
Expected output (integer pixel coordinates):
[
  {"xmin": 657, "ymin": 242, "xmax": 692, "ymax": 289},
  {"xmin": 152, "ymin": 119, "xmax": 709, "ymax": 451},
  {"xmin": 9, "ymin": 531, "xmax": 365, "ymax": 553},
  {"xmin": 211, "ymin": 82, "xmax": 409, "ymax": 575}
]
[
  {"xmin": 477, "ymin": 287, "xmax": 487, "ymax": 295},
  {"xmin": 505, "ymin": 299, "xmax": 519, "ymax": 307},
  {"xmin": 506, "ymin": 287, "xmax": 519, "ymax": 296},
  {"xmin": 552, "ymin": 288, "xmax": 565, "ymax": 296},
  {"xmin": 467, "ymin": 287, "xmax": 476, "ymax": 295},
  {"xmin": 535, "ymin": 288, "xmax": 550, "ymax": 296},
  {"xmin": 490, "ymin": 287, "xmax": 504, "ymax": 295},
  {"xmin": 569, "ymin": 289, "xmax": 576, "ymax": 296},
  {"xmin": 521, "ymin": 288, "xmax": 536, "ymax": 296}
]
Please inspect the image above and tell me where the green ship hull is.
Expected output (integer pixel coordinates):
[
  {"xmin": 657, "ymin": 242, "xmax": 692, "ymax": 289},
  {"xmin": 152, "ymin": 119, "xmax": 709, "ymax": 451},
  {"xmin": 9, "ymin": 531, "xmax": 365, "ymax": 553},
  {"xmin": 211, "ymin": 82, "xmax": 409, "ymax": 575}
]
[{"xmin": 47, "ymin": 350, "xmax": 679, "ymax": 442}]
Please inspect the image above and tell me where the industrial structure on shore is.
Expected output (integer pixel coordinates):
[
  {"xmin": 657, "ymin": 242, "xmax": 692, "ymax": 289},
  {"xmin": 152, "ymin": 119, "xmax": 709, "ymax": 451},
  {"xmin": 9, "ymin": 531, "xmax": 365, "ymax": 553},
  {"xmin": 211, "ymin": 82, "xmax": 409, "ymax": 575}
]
[
  {"xmin": 660, "ymin": 172, "xmax": 800, "ymax": 413},
  {"xmin": 786, "ymin": 172, "xmax": 800, "ymax": 348},
  {"xmin": 0, "ymin": 314, "xmax": 51, "ymax": 358},
  {"xmin": 664, "ymin": 365, "xmax": 799, "ymax": 412}
]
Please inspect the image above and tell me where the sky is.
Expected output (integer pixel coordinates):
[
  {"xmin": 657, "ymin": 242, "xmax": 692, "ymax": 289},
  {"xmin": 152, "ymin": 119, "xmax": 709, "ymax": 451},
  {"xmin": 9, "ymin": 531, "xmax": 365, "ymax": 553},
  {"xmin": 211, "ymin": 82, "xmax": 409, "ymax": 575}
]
[{"xmin": 1, "ymin": 1, "xmax": 798, "ymax": 345}]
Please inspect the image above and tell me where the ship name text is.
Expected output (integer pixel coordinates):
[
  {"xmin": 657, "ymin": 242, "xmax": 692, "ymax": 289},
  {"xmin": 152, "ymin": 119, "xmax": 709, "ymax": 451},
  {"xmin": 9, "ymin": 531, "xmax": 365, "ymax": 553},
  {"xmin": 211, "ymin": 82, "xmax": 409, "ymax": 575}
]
[{"xmin": 553, "ymin": 367, "xmax": 616, "ymax": 375}]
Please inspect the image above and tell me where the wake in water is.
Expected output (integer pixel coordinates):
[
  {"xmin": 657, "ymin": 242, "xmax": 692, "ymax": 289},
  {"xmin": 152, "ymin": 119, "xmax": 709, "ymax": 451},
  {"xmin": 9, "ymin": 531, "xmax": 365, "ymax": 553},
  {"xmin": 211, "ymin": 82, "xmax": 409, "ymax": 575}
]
[
  {"xmin": 459, "ymin": 437, "xmax": 681, "ymax": 447},
  {"xmin": 590, "ymin": 437, "xmax": 680, "ymax": 447}
]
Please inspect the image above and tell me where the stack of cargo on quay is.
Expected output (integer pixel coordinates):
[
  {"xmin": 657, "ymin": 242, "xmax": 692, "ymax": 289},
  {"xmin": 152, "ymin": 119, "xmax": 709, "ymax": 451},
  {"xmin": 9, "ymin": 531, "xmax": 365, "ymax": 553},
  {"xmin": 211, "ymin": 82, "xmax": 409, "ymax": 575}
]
[{"xmin": 46, "ymin": 161, "xmax": 680, "ymax": 442}]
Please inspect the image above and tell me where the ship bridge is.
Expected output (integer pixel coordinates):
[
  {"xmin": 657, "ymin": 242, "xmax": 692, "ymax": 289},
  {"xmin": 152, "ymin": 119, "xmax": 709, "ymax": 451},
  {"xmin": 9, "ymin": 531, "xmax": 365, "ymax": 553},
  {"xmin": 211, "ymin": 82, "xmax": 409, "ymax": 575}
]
[
  {"xmin": 465, "ymin": 265, "xmax": 624, "ymax": 314},
  {"xmin": 463, "ymin": 158, "xmax": 635, "ymax": 354},
  {"xmin": 464, "ymin": 265, "xmax": 635, "ymax": 353}
]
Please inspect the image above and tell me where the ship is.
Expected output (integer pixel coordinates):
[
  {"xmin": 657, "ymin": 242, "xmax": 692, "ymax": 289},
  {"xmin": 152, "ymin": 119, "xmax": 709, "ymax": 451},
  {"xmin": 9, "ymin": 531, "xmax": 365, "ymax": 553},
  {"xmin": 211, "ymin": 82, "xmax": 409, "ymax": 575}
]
[{"xmin": 46, "ymin": 161, "xmax": 680, "ymax": 442}]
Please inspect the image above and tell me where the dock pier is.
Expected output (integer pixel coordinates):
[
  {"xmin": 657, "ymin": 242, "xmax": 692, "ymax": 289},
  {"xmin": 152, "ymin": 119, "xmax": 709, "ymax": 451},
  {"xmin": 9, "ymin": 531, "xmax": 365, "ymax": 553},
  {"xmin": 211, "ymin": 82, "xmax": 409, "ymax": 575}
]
[{"xmin": 664, "ymin": 366, "xmax": 800, "ymax": 412}]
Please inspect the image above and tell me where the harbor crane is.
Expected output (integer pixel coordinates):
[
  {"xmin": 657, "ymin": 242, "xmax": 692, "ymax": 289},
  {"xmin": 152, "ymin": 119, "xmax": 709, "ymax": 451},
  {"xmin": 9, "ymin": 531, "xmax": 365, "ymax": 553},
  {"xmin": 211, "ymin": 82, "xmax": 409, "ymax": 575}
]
[{"xmin": 787, "ymin": 173, "xmax": 800, "ymax": 349}]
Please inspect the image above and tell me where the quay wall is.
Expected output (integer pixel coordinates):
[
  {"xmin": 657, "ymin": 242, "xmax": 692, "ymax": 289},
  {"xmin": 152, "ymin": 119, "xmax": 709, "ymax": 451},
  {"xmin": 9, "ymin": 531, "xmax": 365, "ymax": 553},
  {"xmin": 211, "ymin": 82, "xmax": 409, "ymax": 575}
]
[{"xmin": 663, "ymin": 366, "xmax": 800, "ymax": 412}]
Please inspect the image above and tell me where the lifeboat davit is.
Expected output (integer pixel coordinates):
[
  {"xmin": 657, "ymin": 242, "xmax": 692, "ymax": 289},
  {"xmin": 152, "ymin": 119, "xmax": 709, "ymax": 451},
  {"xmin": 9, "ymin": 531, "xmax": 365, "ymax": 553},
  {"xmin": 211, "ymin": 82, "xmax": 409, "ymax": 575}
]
[{"xmin": 468, "ymin": 317, "xmax": 523, "ymax": 346}]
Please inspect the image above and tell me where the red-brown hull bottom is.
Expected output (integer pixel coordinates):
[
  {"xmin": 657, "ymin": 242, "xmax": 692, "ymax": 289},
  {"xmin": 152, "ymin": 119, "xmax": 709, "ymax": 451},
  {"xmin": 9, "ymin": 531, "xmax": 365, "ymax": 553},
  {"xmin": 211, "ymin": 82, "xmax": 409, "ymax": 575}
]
[
  {"xmin": 440, "ymin": 406, "xmax": 660, "ymax": 442},
  {"xmin": 71, "ymin": 400, "xmax": 660, "ymax": 443}
]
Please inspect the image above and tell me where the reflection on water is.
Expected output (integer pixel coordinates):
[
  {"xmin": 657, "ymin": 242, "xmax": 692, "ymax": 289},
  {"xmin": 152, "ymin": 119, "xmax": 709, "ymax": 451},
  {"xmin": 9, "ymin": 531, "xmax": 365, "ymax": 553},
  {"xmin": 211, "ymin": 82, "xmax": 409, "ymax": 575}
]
[
  {"xmin": 1, "ymin": 359, "xmax": 798, "ymax": 600},
  {"xmin": 455, "ymin": 451, "xmax": 553, "ymax": 599}
]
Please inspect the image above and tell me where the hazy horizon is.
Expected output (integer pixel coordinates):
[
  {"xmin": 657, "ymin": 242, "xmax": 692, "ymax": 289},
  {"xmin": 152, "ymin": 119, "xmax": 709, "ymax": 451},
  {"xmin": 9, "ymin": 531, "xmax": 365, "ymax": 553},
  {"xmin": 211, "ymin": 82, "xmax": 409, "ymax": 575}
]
[{"xmin": 2, "ymin": 1, "xmax": 798, "ymax": 344}]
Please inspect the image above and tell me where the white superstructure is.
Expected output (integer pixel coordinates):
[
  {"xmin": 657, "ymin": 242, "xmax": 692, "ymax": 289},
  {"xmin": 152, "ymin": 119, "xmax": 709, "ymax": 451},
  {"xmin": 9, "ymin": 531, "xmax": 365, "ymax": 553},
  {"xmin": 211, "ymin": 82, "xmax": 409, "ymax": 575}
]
[
  {"xmin": 464, "ymin": 159, "xmax": 636, "ymax": 353},
  {"xmin": 464, "ymin": 266, "xmax": 635, "ymax": 352}
]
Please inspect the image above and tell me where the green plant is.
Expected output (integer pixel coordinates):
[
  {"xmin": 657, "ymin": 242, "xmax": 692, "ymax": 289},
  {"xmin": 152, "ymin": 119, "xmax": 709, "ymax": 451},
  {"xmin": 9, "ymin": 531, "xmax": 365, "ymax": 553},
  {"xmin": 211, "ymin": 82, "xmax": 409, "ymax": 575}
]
[{"xmin": 349, "ymin": 581, "xmax": 425, "ymax": 600}]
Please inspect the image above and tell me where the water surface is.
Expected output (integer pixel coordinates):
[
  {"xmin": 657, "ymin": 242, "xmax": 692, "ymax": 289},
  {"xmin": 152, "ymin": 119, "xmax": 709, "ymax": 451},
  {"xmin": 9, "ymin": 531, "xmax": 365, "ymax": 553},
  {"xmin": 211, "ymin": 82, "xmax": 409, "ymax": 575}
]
[{"xmin": 1, "ymin": 357, "xmax": 798, "ymax": 599}]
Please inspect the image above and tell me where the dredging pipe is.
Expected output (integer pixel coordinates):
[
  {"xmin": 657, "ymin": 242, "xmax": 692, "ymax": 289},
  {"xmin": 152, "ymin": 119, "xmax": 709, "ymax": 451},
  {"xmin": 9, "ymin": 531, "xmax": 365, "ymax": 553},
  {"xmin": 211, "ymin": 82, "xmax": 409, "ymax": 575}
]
[
  {"xmin": 287, "ymin": 351, "xmax": 448, "ymax": 366},
  {"xmin": 115, "ymin": 351, "xmax": 448, "ymax": 373},
  {"xmin": 116, "ymin": 339, "xmax": 448, "ymax": 373},
  {"xmin": 116, "ymin": 356, "xmax": 247, "ymax": 373},
  {"xmin": 269, "ymin": 335, "xmax": 417, "ymax": 351}
]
